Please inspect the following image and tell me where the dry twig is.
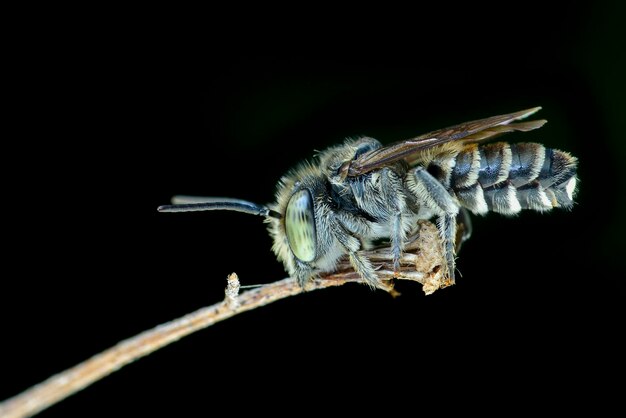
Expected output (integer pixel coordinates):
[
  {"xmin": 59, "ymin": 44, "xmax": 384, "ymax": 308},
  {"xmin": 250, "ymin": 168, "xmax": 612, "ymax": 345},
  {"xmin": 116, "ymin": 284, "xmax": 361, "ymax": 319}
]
[{"xmin": 0, "ymin": 221, "xmax": 446, "ymax": 418}]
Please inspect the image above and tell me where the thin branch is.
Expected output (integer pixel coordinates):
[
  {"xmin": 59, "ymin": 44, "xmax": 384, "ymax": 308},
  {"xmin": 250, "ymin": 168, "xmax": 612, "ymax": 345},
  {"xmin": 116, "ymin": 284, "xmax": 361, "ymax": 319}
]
[{"xmin": 0, "ymin": 221, "xmax": 446, "ymax": 418}]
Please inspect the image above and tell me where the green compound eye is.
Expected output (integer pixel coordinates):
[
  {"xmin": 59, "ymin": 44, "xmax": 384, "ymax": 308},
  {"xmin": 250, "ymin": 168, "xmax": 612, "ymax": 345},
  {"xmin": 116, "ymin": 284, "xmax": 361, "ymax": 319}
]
[{"xmin": 285, "ymin": 189, "xmax": 317, "ymax": 262}]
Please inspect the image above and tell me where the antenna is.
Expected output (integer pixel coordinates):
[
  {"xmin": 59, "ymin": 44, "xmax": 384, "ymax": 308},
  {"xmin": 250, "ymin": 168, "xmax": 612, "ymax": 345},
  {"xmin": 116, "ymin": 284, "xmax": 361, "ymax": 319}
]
[{"xmin": 158, "ymin": 196, "xmax": 281, "ymax": 219}]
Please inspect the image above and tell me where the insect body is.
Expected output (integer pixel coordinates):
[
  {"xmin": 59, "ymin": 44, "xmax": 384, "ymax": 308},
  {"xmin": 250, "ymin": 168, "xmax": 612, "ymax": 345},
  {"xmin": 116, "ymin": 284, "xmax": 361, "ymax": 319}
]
[{"xmin": 159, "ymin": 107, "xmax": 578, "ymax": 289}]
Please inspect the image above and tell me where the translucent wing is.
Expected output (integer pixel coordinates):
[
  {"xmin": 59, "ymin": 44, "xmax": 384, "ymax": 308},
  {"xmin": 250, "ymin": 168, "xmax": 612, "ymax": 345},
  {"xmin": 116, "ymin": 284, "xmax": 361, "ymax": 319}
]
[{"xmin": 344, "ymin": 107, "xmax": 546, "ymax": 177}]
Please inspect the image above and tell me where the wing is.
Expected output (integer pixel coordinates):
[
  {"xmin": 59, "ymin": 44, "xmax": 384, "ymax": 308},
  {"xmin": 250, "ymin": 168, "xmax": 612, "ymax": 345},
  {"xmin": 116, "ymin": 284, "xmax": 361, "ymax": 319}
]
[{"xmin": 343, "ymin": 107, "xmax": 546, "ymax": 177}]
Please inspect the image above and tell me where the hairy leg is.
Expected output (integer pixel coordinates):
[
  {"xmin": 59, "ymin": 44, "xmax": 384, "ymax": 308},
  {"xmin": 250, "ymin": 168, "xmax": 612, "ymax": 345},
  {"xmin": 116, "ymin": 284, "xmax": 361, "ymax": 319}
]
[
  {"xmin": 333, "ymin": 218, "xmax": 382, "ymax": 289},
  {"xmin": 407, "ymin": 166, "xmax": 460, "ymax": 285},
  {"xmin": 380, "ymin": 168, "xmax": 407, "ymax": 272}
]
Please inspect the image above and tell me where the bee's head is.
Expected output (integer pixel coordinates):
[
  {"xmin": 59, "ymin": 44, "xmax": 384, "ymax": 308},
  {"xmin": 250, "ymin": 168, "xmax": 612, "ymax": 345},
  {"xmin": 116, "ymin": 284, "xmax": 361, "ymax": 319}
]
[
  {"xmin": 158, "ymin": 158, "xmax": 327, "ymax": 283},
  {"xmin": 157, "ymin": 191, "xmax": 318, "ymax": 266}
]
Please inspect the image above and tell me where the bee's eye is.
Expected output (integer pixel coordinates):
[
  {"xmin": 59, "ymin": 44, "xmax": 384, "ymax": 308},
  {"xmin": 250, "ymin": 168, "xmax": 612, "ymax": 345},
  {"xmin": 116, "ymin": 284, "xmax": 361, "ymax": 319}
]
[{"xmin": 285, "ymin": 189, "xmax": 317, "ymax": 262}]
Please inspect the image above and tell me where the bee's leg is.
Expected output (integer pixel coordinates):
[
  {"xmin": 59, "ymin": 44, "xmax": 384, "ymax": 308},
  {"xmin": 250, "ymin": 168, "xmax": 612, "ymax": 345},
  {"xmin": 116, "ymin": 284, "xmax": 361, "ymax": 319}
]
[
  {"xmin": 408, "ymin": 166, "xmax": 460, "ymax": 285},
  {"xmin": 380, "ymin": 168, "xmax": 407, "ymax": 272},
  {"xmin": 333, "ymin": 219, "xmax": 382, "ymax": 289},
  {"xmin": 390, "ymin": 212, "xmax": 403, "ymax": 272},
  {"xmin": 455, "ymin": 208, "xmax": 473, "ymax": 254},
  {"xmin": 293, "ymin": 261, "xmax": 314, "ymax": 289}
]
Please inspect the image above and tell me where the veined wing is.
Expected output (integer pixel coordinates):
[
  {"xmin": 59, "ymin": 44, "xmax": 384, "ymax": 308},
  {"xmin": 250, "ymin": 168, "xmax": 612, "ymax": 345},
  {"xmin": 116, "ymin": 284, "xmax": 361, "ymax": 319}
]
[{"xmin": 344, "ymin": 107, "xmax": 546, "ymax": 177}]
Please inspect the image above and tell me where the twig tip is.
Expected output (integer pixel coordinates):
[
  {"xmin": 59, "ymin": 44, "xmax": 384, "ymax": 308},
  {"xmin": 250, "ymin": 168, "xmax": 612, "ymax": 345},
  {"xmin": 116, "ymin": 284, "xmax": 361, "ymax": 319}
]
[{"xmin": 225, "ymin": 273, "xmax": 240, "ymax": 307}]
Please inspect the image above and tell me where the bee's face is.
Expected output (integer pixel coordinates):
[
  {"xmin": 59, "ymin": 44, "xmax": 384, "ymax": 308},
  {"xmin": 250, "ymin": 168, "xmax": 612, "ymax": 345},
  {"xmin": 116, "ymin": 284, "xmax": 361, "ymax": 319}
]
[
  {"xmin": 279, "ymin": 138, "xmax": 383, "ymax": 256},
  {"xmin": 266, "ymin": 141, "xmax": 363, "ymax": 281}
]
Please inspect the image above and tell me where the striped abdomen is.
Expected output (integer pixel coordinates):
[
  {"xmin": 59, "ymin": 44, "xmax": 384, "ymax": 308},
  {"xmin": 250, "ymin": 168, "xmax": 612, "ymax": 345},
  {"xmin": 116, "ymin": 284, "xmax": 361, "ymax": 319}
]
[{"xmin": 429, "ymin": 142, "xmax": 578, "ymax": 215}]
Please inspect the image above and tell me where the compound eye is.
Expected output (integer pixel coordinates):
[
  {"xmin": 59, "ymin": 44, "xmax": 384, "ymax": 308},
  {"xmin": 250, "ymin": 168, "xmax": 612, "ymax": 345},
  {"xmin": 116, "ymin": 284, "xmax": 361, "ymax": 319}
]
[{"xmin": 285, "ymin": 189, "xmax": 317, "ymax": 262}]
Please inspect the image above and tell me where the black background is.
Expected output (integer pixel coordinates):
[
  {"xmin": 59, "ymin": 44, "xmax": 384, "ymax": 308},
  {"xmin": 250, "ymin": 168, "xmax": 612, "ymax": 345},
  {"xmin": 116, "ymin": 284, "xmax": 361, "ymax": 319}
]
[{"xmin": 2, "ymin": 3, "xmax": 625, "ymax": 416}]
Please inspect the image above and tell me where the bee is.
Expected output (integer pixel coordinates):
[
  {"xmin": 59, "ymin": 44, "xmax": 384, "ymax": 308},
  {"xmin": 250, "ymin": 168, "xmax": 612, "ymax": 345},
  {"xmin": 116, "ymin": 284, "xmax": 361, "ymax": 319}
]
[{"xmin": 159, "ymin": 107, "xmax": 578, "ymax": 290}]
